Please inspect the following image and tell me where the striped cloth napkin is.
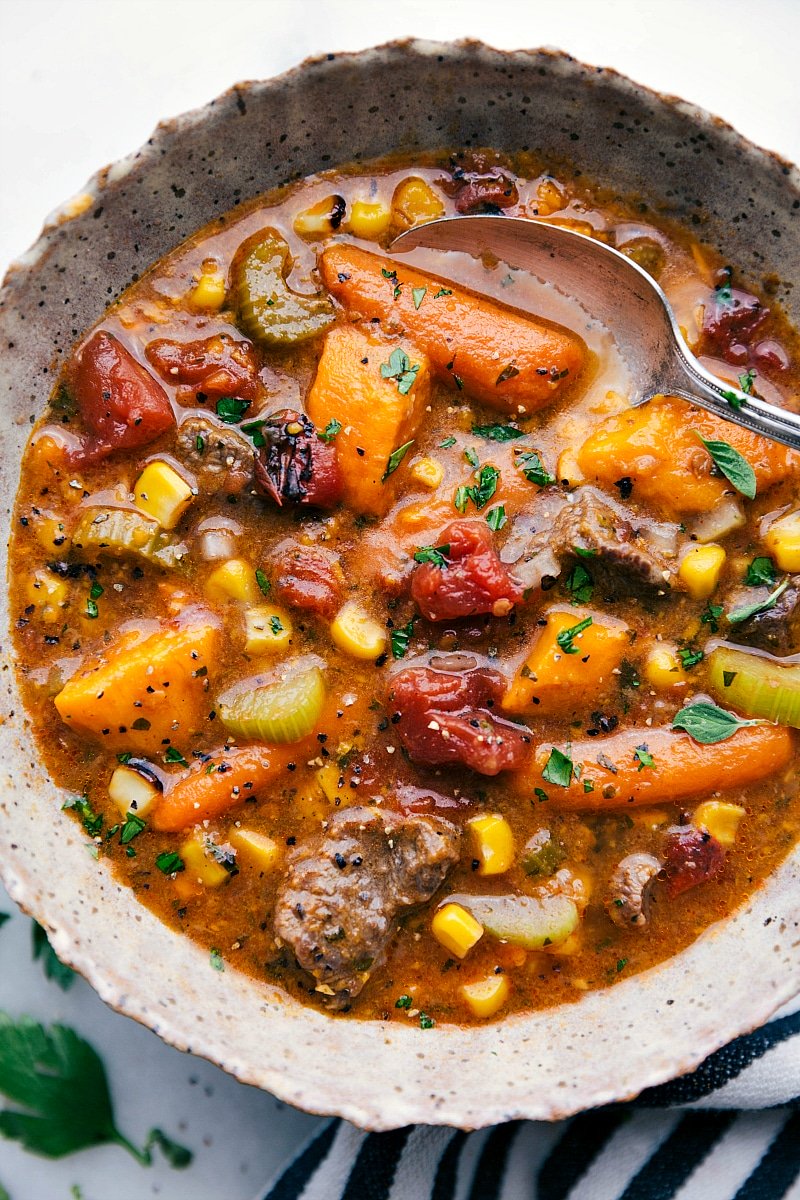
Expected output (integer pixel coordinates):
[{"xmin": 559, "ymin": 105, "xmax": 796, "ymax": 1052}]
[{"xmin": 260, "ymin": 997, "xmax": 800, "ymax": 1200}]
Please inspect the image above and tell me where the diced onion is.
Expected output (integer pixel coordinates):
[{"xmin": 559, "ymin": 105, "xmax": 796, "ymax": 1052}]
[{"xmin": 690, "ymin": 497, "xmax": 746, "ymax": 545}]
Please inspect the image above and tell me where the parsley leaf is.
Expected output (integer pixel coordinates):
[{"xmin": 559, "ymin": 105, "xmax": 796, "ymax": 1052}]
[
  {"xmin": 471, "ymin": 424, "xmax": 525, "ymax": 442},
  {"xmin": 269, "ymin": 615, "xmax": 284, "ymax": 635},
  {"xmin": 697, "ymin": 434, "xmax": 757, "ymax": 499},
  {"xmin": 739, "ymin": 369, "xmax": 756, "ymax": 395},
  {"xmin": 413, "ymin": 544, "xmax": 450, "ymax": 568},
  {"xmin": 470, "ymin": 465, "xmax": 500, "ymax": 510},
  {"xmin": 412, "ymin": 286, "xmax": 427, "ymax": 310},
  {"xmin": 210, "ymin": 948, "xmax": 225, "ymax": 971},
  {"xmin": 90, "ymin": 581, "xmax": 104, "ymax": 600},
  {"xmin": 164, "ymin": 746, "xmax": 188, "ymax": 767},
  {"xmin": 439, "ymin": 436, "xmax": 456, "ymax": 449},
  {"xmin": 390, "ymin": 617, "xmax": 416, "ymax": 659},
  {"xmin": 215, "ymin": 396, "xmax": 250, "ymax": 424},
  {"xmin": 380, "ymin": 348, "xmax": 419, "ymax": 395},
  {"xmin": 382, "ymin": 439, "xmax": 415, "ymax": 481},
  {"xmin": 255, "ymin": 568, "xmax": 271, "ymax": 596},
  {"xmin": 727, "ymin": 578, "xmax": 789, "ymax": 625},
  {"xmin": 542, "ymin": 746, "xmax": 574, "ymax": 788},
  {"xmin": 119, "ymin": 813, "xmax": 146, "ymax": 846},
  {"xmin": 515, "ymin": 450, "xmax": 555, "ymax": 487},
  {"xmin": 433, "ymin": 287, "xmax": 453, "ymax": 299},
  {"xmin": 318, "ymin": 418, "xmax": 342, "ymax": 443},
  {"xmin": 454, "ymin": 485, "xmax": 470, "ymax": 514},
  {"xmin": 381, "ymin": 267, "xmax": 402, "ymax": 299},
  {"xmin": 556, "ymin": 615, "xmax": 593, "ymax": 655},
  {"xmin": 31, "ymin": 923, "xmax": 76, "ymax": 992},
  {"xmin": 395, "ymin": 994, "xmax": 412, "ymax": 1009},
  {"xmin": 63, "ymin": 796, "xmax": 103, "ymax": 839},
  {"xmin": 486, "ymin": 505, "xmax": 507, "ymax": 531},
  {"xmin": 721, "ymin": 389, "xmax": 744, "ymax": 411},
  {"xmin": 744, "ymin": 556, "xmax": 776, "ymax": 588},
  {"xmin": 0, "ymin": 1014, "xmax": 192, "ymax": 1165},
  {"xmin": 156, "ymin": 851, "xmax": 185, "ymax": 875},
  {"xmin": 672, "ymin": 701, "xmax": 762, "ymax": 744},
  {"xmin": 419, "ymin": 1013, "xmax": 435, "ymax": 1030},
  {"xmin": 85, "ymin": 598, "xmax": 99, "ymax": 620},
  {"xmin": 677, "ymin": 647, "xmax": 704, "ymax": 670},
  {"xmin": 700, "ymin": 602, "xmax": 724, "ymax": 634},
  {"xmin": 634, "ymin": 744, "xmax": 655, "ymax": 771},
  {"xmin": 240, "ymin": 418, "xmax": 266, "ymax": 447},
  {"xmin": 564, "ymin": 562, "xmax": 594, "ymax": 604},
  {"xmin": 464, "ymin": 447, "xmax": 480, "ymax": 468}
]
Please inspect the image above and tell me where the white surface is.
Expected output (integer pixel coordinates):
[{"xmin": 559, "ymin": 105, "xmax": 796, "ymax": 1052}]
[{"xmin": 1, "ymin": 1, "xmax": 798, "ymax": 1197}]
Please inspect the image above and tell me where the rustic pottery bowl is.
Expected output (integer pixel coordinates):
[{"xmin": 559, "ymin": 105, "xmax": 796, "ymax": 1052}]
[{"xmin": 1, "ymin": 39, "xmax": 799, "ymax": 1131}]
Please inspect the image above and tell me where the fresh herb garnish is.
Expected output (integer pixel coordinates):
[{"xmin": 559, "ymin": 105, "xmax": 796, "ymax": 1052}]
[
  {"xmin": 382, "ymin": 439, "xmax": 415, "ymax": 482},
  {"xmin": 534, "ymin": 787, "xmax": 549, "ymax": 803},
  {"xmin": 395, "ymin": 994, "xmax": 413, "ymax": 1009},
  {"xmin": 633, "ymin": 744, "xmax": 654, "ymax": 771},
  {"xmin": 471, "ymin": 423, "xmax": 524, "ymax": 442},
  {"xmin": 486, "ymin": 505, "xmax": 507, "ymax": 531},
  {"xmin": 716, "ymin": 276, "xmax": 734, "ymax": 306},
  {"xmin": 469, "ymin": 465, "xmax": 500, "ymax": 510},
  {"xmin": 269, "ymin": 615, "xmax": 284, "ymax": 635},
  {"xmin": 381, "ymin": 267, "xmax": 402, "ymax": 299},
  {"xmin": 677, "ymin": 647, "xmax": 704, "ymax": 670},
  {"xmin": 119, "ymin": 813, "xmax": 146, "ymax": 846},
  {"xmin": 542, "ymin": 746, "xmax": 574, "ymax": 788},
  {"xmin": 156, "ymin": 851, "xmax": 184, "ymax": 875},
  {"xmin": 464, "ymin": 447, "xmax": 480, "ymax": 468},
  {"xmin": 164, "ymin": 746, "xmax": 188, "ymax": 767},
  {"xmin": 454, "ymin": 485, "xmax": 470, "ymax": 514},
  {"xmin": 90, "ymin": 581, "xmax": 104, "ymax": 600},
  {"xmin": 318, "ymin": 418, "xmax": 342, "ymax": 443},
  {"xmin": 564, "ymin": 562, "xmax": 594, "ymax": 604},
  {"xmin": 0, "ymin": 1014, "xmax": 192, "ymax": 1165},
  {"xmin": 439, "ymin": 436, "xmax": 457, "ymax": 449},
  {"xmin": 32, "ymin": 923, "xmax": 76, "ymax": 991},
  {"xmin": 745, "ymin": 556, "xmax": 776, "ymax": 588},
  {"xmin": 739, "ymin": 369, "xmax": 756, "ymax": 395},
  {"xmin": 495, "ymin": 363, "xmax": 521, "ymax": 386},
  {"xmin": 390, "ymin": 617, "xmax": 416, "ymax": 659},
  {"xmin": 433, "ymin": 287, "xmax": 453, "ymax": 299},
  {"xmin": 209, "ymin": 948, "xmax": 225, "ymax": 972},
  {"xmin": 700, "ymin": 602, "xmax": 724, "ymax": 634},
  {"xmin": 63, "ymin": 796, "xmax": 103, "ymax": 839},
  {"xmin": 413, "ymin": 544, "xmax": 450, "ymax": 568},
  {"xmin": 255, "ymin": 568, "xmax": 271, "ymax": 596},
  {"xmin": 412, "ymin": 286, "xmax": 427, "ymax": 310},
  {"xmin": 616, "ymin": 957, "xmax": 629, "ymax": 973},
  {"xmin": 240, "ymin": 418, "xmax": 266, "ymax": 447},
  {"xmin": 419, "ymin": 1013, "xmax": 435, "ymax": 1030},
  {"xmin": 672, "ymin": 701, "xmax": 762, "ymax": 744},
  {"xmin": 380, "ymin": 348, "xmax": 419, "ymax": 395},
  {"xmin": 556, "ymin": 615, "xmax": 593, "ymax": 655},
  {"xmin": 573, "ymin": 546, "xmax": 599, "ymax": 559},
  {"xmin": 195, "ymin": 433, "xmax": 206, "ymax": 455},
  {"xmin": 516, "ymin": 450, "xmax": 555, "ymax": 487},
  {"xmin": 85, "ymin": 598, "xmax": 99, "ymax": 619},
  {"xmin": 215, "ymin": 396, "xmax": 250, "ymax": 424},
  {"xmin": 697, "ymin": 434, "xmax": 757, "ymax": 499},
  {"xmin": 721, "ymin": 389, "xmax": 744, "ymax": 411},
  {"xmin": 727, "ymin": 578, "xmax": 789, "ymax": 625}
]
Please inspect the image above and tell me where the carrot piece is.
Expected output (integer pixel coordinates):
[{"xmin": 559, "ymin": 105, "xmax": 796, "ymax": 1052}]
[
  {"xmin": 305, "ymin": 324, "xmax": 431, "ymax": 516},
  {"xmin": 577, "ymin": 395, "xmax": 799, "ymax": 516},
  {"xmin": 534, "ymin": 723, "xmax": 794, "ymax": 810},
  {"xmin": 502, "ymin": 606, "xmax": 629, "ymax": 715},
  {"xmin": 319, "ymin": 244, "xmax": 586, "ymax": 415},
  {"xmin": 54, "ymin": 608, "xmax": 220, "ymax": 753},
  {"xmin": 153, "ymin": 744, "xmax": 297, "ymax": 832}
]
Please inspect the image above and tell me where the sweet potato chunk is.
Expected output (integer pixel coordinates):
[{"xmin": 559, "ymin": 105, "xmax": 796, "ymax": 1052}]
[
  {"xmin": 305, "ymin": 324, "xmax": 431, "ymax": 516},
  {"xmin": 54, "ymin": 608, "xmax": 220, "ymax": 753},
  {"xmin": 320, "ymin": 244, "xmax": 586, "ymax": 415},
  {"xmin": 577, "ymin": 396, "xmax": 799, "ymax": 516}
]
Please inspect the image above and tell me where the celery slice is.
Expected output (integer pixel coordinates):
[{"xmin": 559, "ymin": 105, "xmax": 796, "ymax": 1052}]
[
  {"xmin": 444, "ymin": 892, "xmax": 578, "ymax": 950},
  {"xmin": 219, "ymin": 664, "xmax": 325, "ymax": 743},
  {"xmin": 708, "ymin": 643, "xmax": 800, "ymax": 729},
  {"xmin": 72, "ymin": 507, "xmax": 184, "ymax": 568}
]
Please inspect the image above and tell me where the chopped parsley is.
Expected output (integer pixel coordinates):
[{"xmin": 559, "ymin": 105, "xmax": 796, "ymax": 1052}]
[
  {"xmin": 119, "ymin": 813, "xmax": 147, "ymax": 846},
  {"xmin": 381, "ymin": 267, "xmax": 402, "ymax": 299},
  {"xmin": 556, "ymin": 615, "xmax": 593, "ymax": 655},
  {"xmin": 413, "ymin": 544, "xmax": 450, "ymax": 568},
  {"xmin": 516, "ymin": 449, "xmax": 555, "ymax": 487},
  {"xmin": 471, "ymin": 423, "xmax": 525, "ymax": 442},
  {"xmin": 382, "ymin": 439, "xmax": 415, "ymax": 481},
  {"xmin": 395, "ymin": 994, "xmax": 413, "ymax": 1009},
  {"xmin": 433, "ymin": 287, "xmax": 453, "ymax": 299},
  {"xmin": 63, "ymin": 795, "xmax": 103, "ymax": 839},
  {"xmin": 677, "ymin": 647, "xmax": 704, "ymax": 670},
  {"xmin": 696, "ymin": 434, "xmax": 757, "ymax": 499},
  {"xmin": 564, "ymin": 562, "xmax": 594, "ymax": 604},
  {"xmin": 633, "ymin": 744, "xmax": 654, "ymax": 771},
  {"xmin": 318, "ymin": 418, "xmax": 342, "ymax": 443},
  {"xmin": 744, "ymin": 556, "xmax": 776, "ymax": 588},
  {"xmin": 156, "ymin": 851, "xmax": 185, "ymax": 875},
  {"xmin": 390, "ymin": 616, "xmax": 416, "ymax": 659},
  {"xmin": 86, "ymin": 598, "xmax": 99, "ymax": 619},
  {"xmin": 486, "ymin": 505, "xmax": 507, "ymax": 531},
  {"xmin": 700, "ymin": 602, "xmax": 724, "ymax": 634},
  {"xmin": 739, "ymin": 369, "xmax": 757, "ymax": 395},
  {"xmin": 90, "ymin": 581, "xmax": 104, "ymax": 600},
  {"xmin": 542, "ymin": 746, "xmax": 574, "ymax": 788},
  {"xmin": 457, "ymin": 464, "xmax": 500, "ymax": 513},
  {"xmin": 255, "ymin": 568, "xmax": 271, "ymax": 596},
  {"xmin": 439, "ymin": 436, "xmax": 457, "ymax": 449},
  {"xmin": 419, "ymin": 1013, "xmax": 436, "ymax": 1030},
  {"xmin": 269, "ymin": 615, "xmax": 284, "ymax": 635},
  {"xmin": 380, "ymin": 348, "xmax": 419, "ymax": 394},
  {"xmin": 164, "ymin": 746, "xmax": 188, "ymax": 766},
  {"xmin": 464, "ymin": 447, "xmax": 480, "ymax": 468},
  {"xmin": 216, "ymin": 396, "xmax": 250, "ymax": 424},
  {"xmin": 209, "ymin": 948, "xmax": 225, "ymax": 972}
]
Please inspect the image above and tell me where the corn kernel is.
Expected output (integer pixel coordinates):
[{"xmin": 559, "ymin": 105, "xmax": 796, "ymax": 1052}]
[
  {"xmin": 244, "ymin": 605, "xmax": 292, "ymax": 654},
  {"xmin": 347, "ymin": 200, "xmax": 392, "ymax": 240},
  {"xmin": 468, "ymin": 814, "xmax": 515, "ymax": 876},
  {"xmin": 693, "ymin": 800, "xmax": 746, "ymax": 847},
  {"xmin": 34, "ymin": 516, "xmax": 69, "ymax": 553},
  {"xmin": 765, "ymin": 511, "xmax": 800, "ymax": 572},
  {"xmin": 317, "ymin": 762, "xmax": 345, "ymax": 804},
  {"xmin": 330, "ymin": 600, "xmax": 386, "ymax": 660},
  {"xmin": 643, "ymin": 643, "xmax": 688, "ymax": 690},
  {"xmin": 206, "ymin": 559, "xmax": 261, "ymax": 604},
  {"xmin": 188, "ymin": 260, "xmax": 227, "ymax": 311},
  {"xmin": 391, "ymin": 176, "xmax": 445, "ymax": 228},
  {"xmin": 431, "ymin": 903, "xmax": 484, "ymax": 958},
  {"xmin": 293, "ymin": 194, "xmax": 346, "ymax": 239},
  {"xmin": 108, "ymin": 764, "xmax": 160, "ymax": 817},
  {"xmin": 179, "ymin": 834, "xmax": 231, "ymax": 887},
  {"xmin": 410, "ymin": 457, "xmax": 444, "ymax": 489},
  {"xmin": 678, "ymin": 543, "xmax": 726, "ymax": 599},
  {"xmin": 536, "ymin": 177, "xmax": 567, "ymax": 216},
  {"xmin": 460, "ymin": 974, "xmax": 510, "ymax": 1018},
  {"xmin": 134, "ymin": 461, "xmax": 194, "ymax": 530},
  {"xmin": 26, "ymin": 571, "xmax": 69, "ymax": 621},
  {"xmin": 228, "ymin": 827, "xmax": 280, "ymax": 871}
]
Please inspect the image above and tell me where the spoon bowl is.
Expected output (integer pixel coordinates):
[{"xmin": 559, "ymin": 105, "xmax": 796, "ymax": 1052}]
[{"xmin": 393, "ymin": 214, "xmax": 800, "ymax": 450}]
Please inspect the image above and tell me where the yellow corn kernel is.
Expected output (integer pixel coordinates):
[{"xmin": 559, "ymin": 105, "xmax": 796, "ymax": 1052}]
[
  {"xmin": 316, "ymin": 762, "xmax": 344, "ymax": 804},
  {"xmin": 693, "ymin": 800, "xmax": 746, "ymax": 847},
  {"xmin": 108, "ymin": 764, "xmax": 160, "ymax": 817},
  {"xmin": 643, "ymin": 643, "xmax": 688, "ymax": 690},
  {"xmin": 179, "ymin": 834, "xmax": 230, "ymax": 887},
  {"xmin": 228, "ymin": 827, "xmax": 280, "ymax": 871},
  {"xmin": 244, "ymin": 605, "xmax": 292, "ymax": 654},
  {"xmin": 330, "ymin": 600, "xmax": 386, "ymax": 660},
  {"xmin": 678, "ymin": 543, "xmax": 726, "ymax": 599},
  {"xmin": 205, "ymin": 559, "xmax": 261, "ymax": 604},
  {"xmin": 391, "ymin": 176, "xmax": 445, "ymax": 228},
  {"xmin": 293, "ymin": 194, "xmax": 346, "ymax": 239},
  {"xmin": 26, "ymin": 571, "xmax": 69, "ymax": 621},
  {"xmin": 468, "ymin": 814, "xmax": 515, "ymax": 876},
  {"xmin": 764, "ymin": 511, "xmax": 800, "ymax": 572},
  {"xmin": 431, "ymin": 903, "xmax": 484, "ymax": 959},
  {"xmin": 460, "ymin": 973, "xmax": 510, "ymax": 1018},
  {"xmin": 536, "ymin": 177, "xmax": 567, "ymax": 216},
  {"xmin": 134, "ymin": 461, "xmax": 194, "ymax": 530},
  {"xmin": 410, "ymin": 457, "xmax": 444, "ymax": 489},
  {"xmin": 34, "ymin": 516, "xmax": 69, "ymax": 553},
  {"xmin": 188, "ymin": 260, "xmax": 227, "ymax": 311},
  {"xmin": 347, "ymin": 200, "xmax": 392, "ymax": 240}
]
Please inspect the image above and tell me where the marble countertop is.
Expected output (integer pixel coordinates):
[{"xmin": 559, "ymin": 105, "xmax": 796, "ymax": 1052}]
[{"xmin": 1, "ymin": 1, "xmax": 798, "ymax": 1196}]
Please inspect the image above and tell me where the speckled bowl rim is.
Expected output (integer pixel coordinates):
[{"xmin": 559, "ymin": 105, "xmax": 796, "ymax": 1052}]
[{"xmin": 1, "ymin": 39, "xmax": 799, "ymax": 1131}]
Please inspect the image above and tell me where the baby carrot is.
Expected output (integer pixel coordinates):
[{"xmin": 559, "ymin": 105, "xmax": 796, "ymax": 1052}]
[
  {"xmin": 153, "ymin": 744, "xmax": 298, "ymax": 832},
  {"xmin": 319, "ymin": 244, "xmax": 586, "ymax": 415}
]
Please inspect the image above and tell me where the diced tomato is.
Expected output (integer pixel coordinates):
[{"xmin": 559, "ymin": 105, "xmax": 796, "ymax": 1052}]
[
  {"xmin": 145, "ymin": 333, "xmax": 260, "ymax": 401},
  {"xmin": 411, "ymin": 520, "xmax": 523, "ymax": 622},
  {"xmin": 254, "ymin": 409, "xmax": 342, "ymax": 510},
  {"xmin": 701, "ymin": 284, "xmax": 769, "ymax": 364},
  {"xmin": 662, "ymin": 825, "xmax": 725, "ymax": 898},
  {"xmin": 73, "ymin": 330, "xmax": 175, "ymax": 455},
  {"xmin": 389, "ymin": 666, "xmax": 532, "ymax": 775},
  {"xmin": 271, "ymin": 539, "xmax": 344, "ymax": 619}
]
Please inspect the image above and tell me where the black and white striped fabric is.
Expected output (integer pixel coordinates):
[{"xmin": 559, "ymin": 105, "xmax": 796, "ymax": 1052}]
[{"xmin": 261, "ymin": 998, "xmax": 800, "ymax": 1200}]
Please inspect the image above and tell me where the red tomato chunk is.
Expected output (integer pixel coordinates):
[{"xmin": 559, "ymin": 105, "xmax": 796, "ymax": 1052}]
[
  {"xmin": 145, "ymin": 333, "xmax": 261, "ymax": 401},
  {"xmin": 73, "ymin": 331, "xmax": 175, "ymax": 456},
  {"xmin": 411, "ymin": 520, "xmax": 523, "ymax": 622}
]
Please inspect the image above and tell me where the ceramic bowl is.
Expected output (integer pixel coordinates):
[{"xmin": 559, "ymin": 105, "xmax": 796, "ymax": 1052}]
[{"xmin": 1, "ymin": 39, "xmax": 799, "ymax": 1130}]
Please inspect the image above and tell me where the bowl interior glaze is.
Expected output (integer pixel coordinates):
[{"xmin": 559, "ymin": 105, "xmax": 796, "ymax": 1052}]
[{"xmin": 1, "ymin": 39, "xmax": 799, "ymax": 1130}]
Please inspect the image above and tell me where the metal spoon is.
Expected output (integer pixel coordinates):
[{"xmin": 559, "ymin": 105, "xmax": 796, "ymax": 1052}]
[{"xmin": 391, "ymin": 214, "xmax": 800, "ymax": 451}]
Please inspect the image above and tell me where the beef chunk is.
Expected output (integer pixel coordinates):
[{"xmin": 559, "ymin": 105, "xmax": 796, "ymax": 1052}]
[
  {"xmin": 174, "ymin": 415, "xmax": 254, "ymax": 493},
  {"xmin": 270, "ymin": 538, "xmax": 344, "ymax": 619},
  {"xmin": 723, "ymin": 578, "xmax": 800, "ymax": 655},
  {"xmin": 662, "ymin": 826, "xmax": 725, "ymax": 898},
  {"xmin": 274, "ymin": 807, "xmax": 460, "ymax": 1003}
]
